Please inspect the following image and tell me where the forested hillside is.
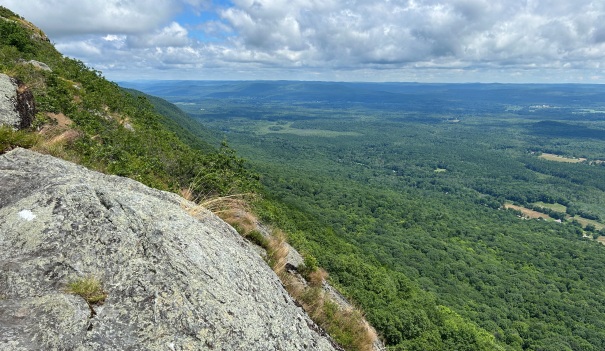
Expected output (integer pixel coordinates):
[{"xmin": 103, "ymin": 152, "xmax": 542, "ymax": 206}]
[
  {"xmin": 0, "ymin": 7, "xmax": 395, "ymax": 351},
  {"xmin": 0, "ymin": 7, "xmax": 256, "ymax": 199},
  {"xmin": 128, "ymin": 80, "xmax": 605, "ymax": 351}
]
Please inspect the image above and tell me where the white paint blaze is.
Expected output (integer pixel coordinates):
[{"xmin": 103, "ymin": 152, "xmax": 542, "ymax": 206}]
[{"xmin": 18, "ymin": 209, "xmax": 36, "ymax": 221}]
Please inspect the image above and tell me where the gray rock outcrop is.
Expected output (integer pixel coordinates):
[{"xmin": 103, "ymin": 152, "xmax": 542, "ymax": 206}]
[
  {"xmin": 0, "ymin": 148, "xmax": 337, "ymax": 351},
  {"xmin": 0, "ymin": 73, "xmax": 35, "ymax": 129},
  {"xmin": 24, "ymin": 60, "xmax": 52, "ymax": 72},
  {"xmin": 0, "ymin": 73, "xmax": 19, "ymax": 128}
]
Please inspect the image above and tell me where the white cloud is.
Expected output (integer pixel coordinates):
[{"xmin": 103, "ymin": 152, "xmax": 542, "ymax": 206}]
[
  {"xmin": 55, "ymin": 40, "xmax": 102, "ymax": 57},
  {"xmin": 127, "ymin": 22, "xmax": 191, "ymax": 48},
  {"xmin": 1, "ymin": 0, "xmax": 605, "ymax": 82},
  {"xmin": 103, "ymin": 35, "xmax": 123, "ymax": 42},
  {"xmin": 0, "ymin": 0, "xmax": 190, "ymax": 36},
  {"xmin": 215, "ymin": 0, "xmax": 605, "ymax": 71}
]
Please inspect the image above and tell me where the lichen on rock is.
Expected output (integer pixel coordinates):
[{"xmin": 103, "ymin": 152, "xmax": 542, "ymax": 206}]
[{"xmin": 0, "ymin": 148, "xmax": 337, "ymax": 351}]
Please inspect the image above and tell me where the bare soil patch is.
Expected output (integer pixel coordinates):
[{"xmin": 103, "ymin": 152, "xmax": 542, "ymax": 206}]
[
  {"xmin": 47, "ymin": 112, "xmax": 72, "ymax": 127},
  {"xmin": 504, "ymin": 203, "xmax": 553, "ymax": 220}
]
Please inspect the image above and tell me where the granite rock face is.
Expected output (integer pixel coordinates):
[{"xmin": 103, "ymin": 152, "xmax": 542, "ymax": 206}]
[
  {"xmin": 0, "ymin": 73, "xmax": 35, "ymax": 129},
  {"xmin": 0, "ymin": 73, "xmax": 19, "ymax": 128},
  {"xmin": 0, "ymin": 148, "xmax": 337, "ymax": 351}
]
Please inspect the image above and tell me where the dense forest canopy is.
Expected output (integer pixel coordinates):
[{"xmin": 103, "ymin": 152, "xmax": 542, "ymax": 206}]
[{"xmin": 125, "ymin": 80, "xmax": 605, "ymax": 351}]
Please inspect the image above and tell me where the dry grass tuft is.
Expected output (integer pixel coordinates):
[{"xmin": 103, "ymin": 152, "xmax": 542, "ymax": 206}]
[
  {"xmin": 184, "ymin": 193, "xmax": 252, "ymax": 218},
  {"xmin": 266, "ymin": 228, "xmax": 289, "ymax": 275},
  {"xmin": 188, "ymin": 193, "xmax": 264, "ymax": 243},
  {"xmin": 307, "ymin": 268, "xmax": 329, "ymax": 287},
  {"xmin": 299, "ymin": 286, "xmax": 327, "ymax": 317},
  {"xmin": 278, "ymin": 271, "xmax": 305, "ymax": 298},
  {"xmin": 33, "ymin": 128, "xmax": 81, "ymax": 161},
  {"xmin": 46, "ymin": 112, "xmax": 73, "ymax": 128},
  {"xmin": 33, "ymin": 113, "xmax": 80, "ymax": 159},
  {"xmin": 283, "ymin": 270, "xmax": 375, "ymax": 351},
  {"xmin": 220, "ymin": 209, "xmax": 258, "ymax": 236},
  {"xmin": 321, "ymin": 306, "xmax": 376, "ymax": 351},
  {"xmin": 48, "ymin": 129, "xmax": 80, "ymax": 145},
  {"xmin": 192, "ymin": 193, "xmax": 253, "ymax": 214},
  {"xmin": 180, "ymin": 187, "xmax": 194, "ymax": 202}
]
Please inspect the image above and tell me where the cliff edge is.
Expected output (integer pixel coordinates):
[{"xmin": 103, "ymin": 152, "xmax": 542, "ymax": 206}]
[{"xmin": 0, "ymin": 148, "xmax": 337, "ymax": 351}]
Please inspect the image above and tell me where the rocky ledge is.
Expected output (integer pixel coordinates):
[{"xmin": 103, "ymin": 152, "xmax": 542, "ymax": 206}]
[
  {"xmin": 0, "ymin": 148, "xmax": 337, "ymax": 351},
  {"xmin": 0, "ymin": 73, "xmax": 35, "ymax": 130}
]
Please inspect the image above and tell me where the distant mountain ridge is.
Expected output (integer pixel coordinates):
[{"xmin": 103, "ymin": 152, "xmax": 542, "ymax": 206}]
[{"xmin": 122, "ymin": 80, "xmax": 605, "ymax": 107}]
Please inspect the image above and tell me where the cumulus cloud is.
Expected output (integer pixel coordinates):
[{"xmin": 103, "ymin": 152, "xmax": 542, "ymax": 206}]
[
  {"xmin": 55, "ymin": 40, "xmax": 103, "ymax": 57},
  {"xmin": 0, "ymin": 0, "xmax": 190, "ymax": 36},
  {"xmin": 1, "ymin": 0, "xmax": 604, "ymax": 82},
  {"xmin": 216, "ymin": 0, "xmax": 605, "ymax": 71},
  {"xmin": 127, "ymin": 22, "xmax": 191, "ymax": 48}
]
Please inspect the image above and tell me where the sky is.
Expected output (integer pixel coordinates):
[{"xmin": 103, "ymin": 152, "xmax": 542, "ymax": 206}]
[{"xmin": 2, "ymin": 0, "xmax": 605, "ymax": 83}]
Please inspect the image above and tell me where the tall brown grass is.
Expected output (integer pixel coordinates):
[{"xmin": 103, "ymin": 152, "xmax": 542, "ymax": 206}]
[
  {"xmin": 307, "ymin": 268, "xmax": 329, "ymax": 287},
  {"xmin": 189, "ymin": 194, "xmax": 378, "ymax": 351},
  {"xmin": 266, "ymin": 228, "xmax": 289, "ymax": 276}
]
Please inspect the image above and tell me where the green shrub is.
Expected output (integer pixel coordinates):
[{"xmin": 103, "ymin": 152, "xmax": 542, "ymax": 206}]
[
  {"xmin": 0, "ymin": 125, "xmax": 38, "ymax": 153},
  {"xmin": 66, "ymin": 276, "xmax": 107, "ymax": 305},
  {"xmin": 298, "ymin": 254, "xmax": 319, "ymax": 277},
  {"xmin": 0, "ymin": 6, "xmax": 19, "ymax": 19},
  {"xmin": 246, "ymin": 230, "xmax": 269, "ymax": 249},
  {"xmin": 0, "ymin": 20, "xmax": 33, "ymax": 54}
]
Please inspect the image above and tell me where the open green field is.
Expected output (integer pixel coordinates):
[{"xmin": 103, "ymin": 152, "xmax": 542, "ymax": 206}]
[
  {"xmin": 572, "ymin": 216, "xmax": 605, "ymax": 230},
  {"xmin": 257, "ymin": 121, "xmax": 362, "ymax": 137},
  {"xmin": 507, "ymin": 203, "xmax": 604, "ymax": 232},
  {"xmin": 539, "ymin": 153, "xmax": 586, "ymax": 163},
  {"xmin": 533, "ymin": 201, "xmax": 567, "ymax": 212}
]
